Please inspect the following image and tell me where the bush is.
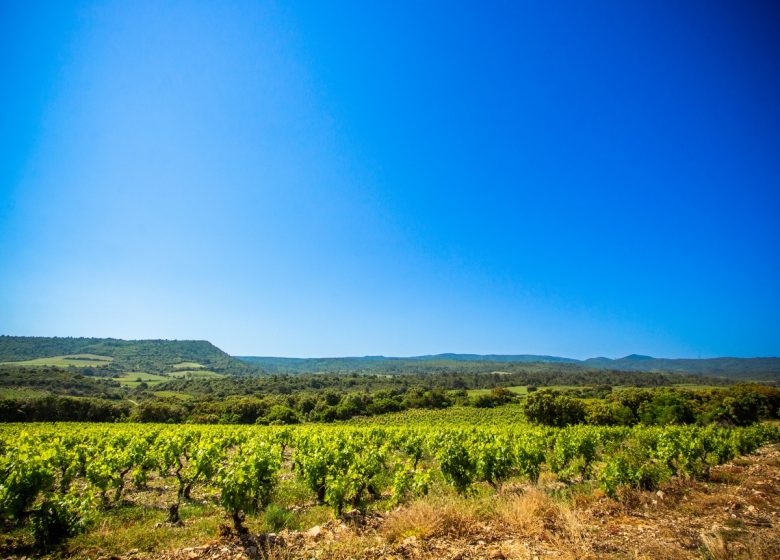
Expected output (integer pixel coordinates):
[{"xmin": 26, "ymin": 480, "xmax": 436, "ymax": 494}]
[
  {"xmin": 31, "ymin": 494, "xmax": 92, "ymax": 546},
  {"xmin": 366, "ymin": 397, "xmax": 402, "ymax": 415},
  {"xmin": 471, "ymin": 394, "xmax": 498, "ymax": 408},
  {"xmin": 708, "ymin": 385, "xmax": 771, "ymax": 426},
  {"xmin": 598, "ymin": 449, "xmax": 670, "ymax": 498},
  {"xmin": 638, "ymin": 391, "xmax": 695, "ymax": 425},
  {"xmin": 266, "ymin": 405, "xmax": 299, "ymax": 425},
  {"xmin": 607, "ymin": 388, "xmax": 654, "ymax": 422},
  {"xmin": 131, "ymin": 401, "xmax": 187, "ymax": 423},
  {"xmin": 471, "ymin": 388, "xmax": 516, "ymax": 408},
  {"xmin": 264, "ymin": 504, "xmax": 295, "ymax": 531},
  {"xmin": 524, "ymin": 390, "xmax": 586, "ymax": 426},
  {"xmin": 586, "ymin": 401, "xmax": 634, "ymax": 426}
]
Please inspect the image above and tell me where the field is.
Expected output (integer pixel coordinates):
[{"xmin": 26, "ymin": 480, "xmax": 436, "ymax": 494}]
[
  {"xmin": 0, "ymin": 354, "xmax": 113, "ymax": 367},
  {"xmin": 1, "ymin": 346, "xmax": 779, "ymax": 559},
  {"xmin": 465, "ymin": 385, "xmax": 529, "ymax": 397},
  {"xmin": 114, "ymin": 371, "xmax": 171, "ymax": 387},
  {"xmin": 1, "ymin": 418, "xmax": 778, "ymax": 560},
  {"xmin": 152, "ymin": 390, "xmax": 195, "ymax": 401},
  {"xmin": 0, "ymin": 352, "xmax": 224, "ymax": 387},
  {"xmin": 0, "ymin": 387, "xmax": 51, "ymax": 399},
  {"xmin": 172, "ymin": 362, "xmax": 206, "ymax": 370},
  {"xmin": 346, "ymin": 404, "xmax": 527, "ymax": 426},
  {"xmin": 169, "ymin": 369, "xmax": 224, "ymax": 380}
]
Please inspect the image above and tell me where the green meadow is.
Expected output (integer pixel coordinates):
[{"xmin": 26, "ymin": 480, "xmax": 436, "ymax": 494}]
[
  {"xmin": 0, "ymin": 354, "xmax": 113, "ymax": 367},
  {"xmin": 114, "ymin": 372, "xmax": 170, "ymax": 387}
]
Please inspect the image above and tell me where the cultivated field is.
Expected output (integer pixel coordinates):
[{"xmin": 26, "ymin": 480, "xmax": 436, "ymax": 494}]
[
  {"xmin": 0, "ymin": 354, "xmax": 113, "ymax": 368},
  {"xmin": 1, "ymin": 418, "xmax": 778, "ymax": 559}
]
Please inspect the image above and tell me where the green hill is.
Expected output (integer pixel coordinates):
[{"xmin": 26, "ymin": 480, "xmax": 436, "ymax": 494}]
[
  {"xmin": 0, "ymin": 336, "xmax": 257, "ymax": 376},
  {"xmin": 581, "ymin": 355, "xmax": 780, "ymax": 380},
  {"xmin": 2, "ymin": 337, "xmax": 777, "ymax": 381},
  {"xmin": 238, "ymin": 353, "xmax": 780, "ymax": 380}
]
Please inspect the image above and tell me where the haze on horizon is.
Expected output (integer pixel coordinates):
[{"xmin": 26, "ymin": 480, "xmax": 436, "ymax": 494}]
[{"xmin": 1, "ymin": 2, "xmax": 779, "ymax": 359}]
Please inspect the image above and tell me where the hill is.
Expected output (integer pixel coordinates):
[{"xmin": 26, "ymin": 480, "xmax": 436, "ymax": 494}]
[
  {"xmin": 3, "ymin": 336, "xmax": 778, "ymax": 380},
  {"xmin": 582, "ymin": 355, "xmax": 780, "ymax": 380},
  {"xmin": 238, "ymin": 353, "xmax": 780, "ymax": 380},
  {"xmin": 417, "ymin": 353, "xmax": 579, "ymax": 363},
  {"xmin": 236, "ymin": 355, "xmax": 586, "ymax": 375},
  {"xmin": 0, "ymin": 336, "xmax": 257, "ymax": 376}
]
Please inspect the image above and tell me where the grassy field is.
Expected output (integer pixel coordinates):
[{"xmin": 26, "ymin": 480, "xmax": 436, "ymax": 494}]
[
  {"xmin": 464, "ymin": 385, "xmax": 529, "ymax": 396},
  {"xmin": 152, "ymin": 390, "xmax": 195, "ymax": 400},
  {"xmin": 465, "ymin": 385, "xmax": 603, "ymax": 397},
  {"xmin": 115, "ymin": 369, "xmax": 223, "ymax": 388},
  {"xmin": 114, "ymin": 371, "xmax": 170, "ymax": 387},
  {"xmin": 0, "ymin": 387, "xmax": 52, "ymax": 399},
  {"xmin": 169, "ymin": 369, "xmax": 223, "ymax": 380},
  {"xmin": 172, "ymin": 361, "xmax": 205, "ymax": 370},
  {"xmin": 0, "ymin": 354, "xmax": 113, "ymax": 367}
]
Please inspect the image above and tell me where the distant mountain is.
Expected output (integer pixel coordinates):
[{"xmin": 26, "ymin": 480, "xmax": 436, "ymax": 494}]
[
  {"xmin": 415, "ymin": 353, "xmax": 579, "ymax": 363},
  {"xmin": 0, "ymin": 336, "xmax": 257, "ymax": 376},
  {"xmin": 236, "ymin": 353, "xmax": 576, "ymax": 374},
  {"xmin": 239, "ymin": 353, "xmax": 576, "ymax": 367},
  {"xmin": 238, "ymin": 353, "xmax": 780, "ymax": 380},
  {"xmin": 623, "ymin": 354, "xmax": 655, "ymax": 361},
  {"xmin": 237, "ymin": 355, "xmax": 414, "ymax": 374},
  {"xmin": 581, "ymin": 355, "xmax": 780, "ymax": 380},
  {"xmin": 3, "ymin": 336, "xmax": 778, "ymax": 381}
]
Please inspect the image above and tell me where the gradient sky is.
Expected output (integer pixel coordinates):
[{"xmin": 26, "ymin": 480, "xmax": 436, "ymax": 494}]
[{"xmin": 1, "ymin": 1, "xmax": 779, "ymax": 358}]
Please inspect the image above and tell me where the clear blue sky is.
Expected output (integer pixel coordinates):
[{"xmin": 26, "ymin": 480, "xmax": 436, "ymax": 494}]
[{"xmin": 1, "ymin": 1, "xmax": 778, "ymax": 358}]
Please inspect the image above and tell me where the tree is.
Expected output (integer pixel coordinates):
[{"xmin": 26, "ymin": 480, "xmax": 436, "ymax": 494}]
[
  {"xmin": 266, "ymin": 405, "xmax": 299, "ymax": 425},
  {"xmin": 524, "ymin": 390, "xmax": 586, "ymax": 426},
  {"xmin": 638, "ymin": 391, "xmax": 695, "ymax": 425}
]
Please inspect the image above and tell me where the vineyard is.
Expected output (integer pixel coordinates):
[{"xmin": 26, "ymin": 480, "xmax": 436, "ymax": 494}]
[{"xmin": 1, "ymin": 420, "xmax": 778, "ymax": 556}]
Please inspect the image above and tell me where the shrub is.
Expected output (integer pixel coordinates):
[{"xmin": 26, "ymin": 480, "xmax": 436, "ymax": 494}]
[
  {"xmin": 264, "ymin": 504, "xmax": 295, "ymax": 532},
  {"xmin": 31, "ymin": 494, "xmax": 92, "ymax": 546},
  {"xmin": 266, "ymin": 405, "xmax": 299, "ymax": 425},
  {"xmin": 638, "ymin": 391, "xmax": 695, "ymax": 425},
  {"xmin": 524, "ymin": 390, "xmax": 586, "ymax": 426},
  {"xmin": 585, "ymin": 401, "xmax": 634, "ymax": 426}
]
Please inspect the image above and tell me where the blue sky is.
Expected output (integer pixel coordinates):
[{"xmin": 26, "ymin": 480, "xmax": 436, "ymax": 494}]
[{"xmin": 1, "ymin": 1, "xmax": 778, "ymax": 358}]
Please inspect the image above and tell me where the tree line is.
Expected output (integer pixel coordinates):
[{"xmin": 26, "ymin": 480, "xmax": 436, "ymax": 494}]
[
  {"xmin": 524, "ymin": 384, "xmax": 780, "ymax": 427},
  {"xmin": 2, "ymin": 383, "xmax": 777, "ymax": 427}
]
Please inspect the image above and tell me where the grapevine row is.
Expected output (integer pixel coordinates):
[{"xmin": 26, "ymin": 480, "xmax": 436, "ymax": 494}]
[{"xmin": 0, "ymin": 422, "xmax": 777, "ymax": 544}]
